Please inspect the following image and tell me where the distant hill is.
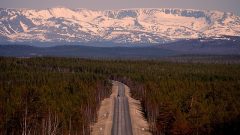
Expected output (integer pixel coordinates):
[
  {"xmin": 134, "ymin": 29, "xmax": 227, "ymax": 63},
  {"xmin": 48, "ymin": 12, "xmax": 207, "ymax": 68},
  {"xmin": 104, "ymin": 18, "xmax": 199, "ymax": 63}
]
[{"xmin": 1, "ymin": 37, "xmax": 239, "ymax": 58}]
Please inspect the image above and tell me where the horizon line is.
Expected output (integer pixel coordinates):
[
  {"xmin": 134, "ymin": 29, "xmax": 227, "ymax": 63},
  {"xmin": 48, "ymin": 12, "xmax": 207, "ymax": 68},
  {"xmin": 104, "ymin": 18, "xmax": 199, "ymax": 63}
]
[{"xmin": 0, "ymin": 6, "xmax": 237, "ymax": 14}]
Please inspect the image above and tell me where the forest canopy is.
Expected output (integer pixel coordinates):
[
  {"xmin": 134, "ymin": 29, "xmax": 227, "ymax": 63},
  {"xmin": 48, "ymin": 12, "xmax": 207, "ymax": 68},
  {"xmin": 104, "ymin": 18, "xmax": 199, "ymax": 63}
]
[{"xmin": 0, "ymin": 57, "xmax": 240, "ymax": 135}]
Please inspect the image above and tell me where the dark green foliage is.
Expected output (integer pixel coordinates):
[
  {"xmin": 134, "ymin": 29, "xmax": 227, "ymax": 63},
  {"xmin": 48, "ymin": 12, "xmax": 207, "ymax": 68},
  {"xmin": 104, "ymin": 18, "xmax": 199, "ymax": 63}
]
[
  {"xmin": 0, "ymin": 57, "xmax": 111, "ymax": 135},
  {"xmin": 0, "ymin": 57, "xmax": 240, "ymax": 135},
  {"xmin": 116, "ymin": 61, "xmax": 240, "ymax": 135}
]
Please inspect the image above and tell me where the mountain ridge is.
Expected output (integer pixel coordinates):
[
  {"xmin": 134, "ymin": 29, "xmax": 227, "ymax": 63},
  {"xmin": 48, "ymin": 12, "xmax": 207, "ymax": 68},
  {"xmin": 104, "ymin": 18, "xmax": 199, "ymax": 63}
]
[{"xmin": 0, "ymin": 7, "xmax": 240, "ymax": 45}]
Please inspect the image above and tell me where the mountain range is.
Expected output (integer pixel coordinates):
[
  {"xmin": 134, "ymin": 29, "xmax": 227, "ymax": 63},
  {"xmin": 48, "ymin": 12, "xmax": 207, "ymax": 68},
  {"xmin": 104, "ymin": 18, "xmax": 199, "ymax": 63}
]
[{"xmin": 0, "ymin": 7, "xmax": 240, "ymax": 45}]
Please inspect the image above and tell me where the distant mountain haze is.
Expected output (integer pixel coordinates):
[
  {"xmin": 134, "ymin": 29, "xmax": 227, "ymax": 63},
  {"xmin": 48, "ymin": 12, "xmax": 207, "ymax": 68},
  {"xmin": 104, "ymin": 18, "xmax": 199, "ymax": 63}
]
[{"xmin": 0, "ymin": 7, "xmax": 239, "ymax": 45}]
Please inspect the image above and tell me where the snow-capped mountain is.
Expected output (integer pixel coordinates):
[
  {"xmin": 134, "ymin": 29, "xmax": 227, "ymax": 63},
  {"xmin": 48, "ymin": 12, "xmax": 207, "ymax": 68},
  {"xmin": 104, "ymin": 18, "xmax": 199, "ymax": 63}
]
[{"xmin": 0, "ymin": 7, "xmax": 240, "ymax": 44}]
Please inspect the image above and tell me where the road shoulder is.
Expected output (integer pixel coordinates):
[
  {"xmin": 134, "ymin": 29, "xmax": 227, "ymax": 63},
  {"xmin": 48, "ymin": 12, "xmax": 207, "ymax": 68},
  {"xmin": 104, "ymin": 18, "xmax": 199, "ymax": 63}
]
[
  {"xmin": 125, "ymin": 84, "xmax": 152, "ymax": 135},
  {"xmin": 91, "ymin": 81, "xmax": 118, "ymax": 135}
]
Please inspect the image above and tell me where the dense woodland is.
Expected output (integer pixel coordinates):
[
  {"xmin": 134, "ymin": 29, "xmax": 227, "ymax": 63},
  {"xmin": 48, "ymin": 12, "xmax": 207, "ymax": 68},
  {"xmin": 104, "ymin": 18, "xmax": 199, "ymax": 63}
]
[
  {"xmin": 1, "ymin": 57, "xmax": 240, "ymax": 135},
  {"xmin": 0, "ymin": 57, "xmax": 112, "ymax": 135}
]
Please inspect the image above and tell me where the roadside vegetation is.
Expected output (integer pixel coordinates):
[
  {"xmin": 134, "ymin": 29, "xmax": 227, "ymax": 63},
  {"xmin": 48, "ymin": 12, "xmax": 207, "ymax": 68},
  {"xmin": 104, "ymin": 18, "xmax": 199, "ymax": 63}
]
[{"xmin": 1, "ymin": 57, "xmax": 240, "ymax": 135}]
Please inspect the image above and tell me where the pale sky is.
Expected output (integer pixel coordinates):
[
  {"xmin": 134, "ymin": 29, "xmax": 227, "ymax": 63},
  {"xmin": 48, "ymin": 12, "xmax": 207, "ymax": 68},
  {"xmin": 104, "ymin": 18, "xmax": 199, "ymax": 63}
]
[{"xmin": 1, "ymin": 0, "xmax": 240, "ymax": 15}]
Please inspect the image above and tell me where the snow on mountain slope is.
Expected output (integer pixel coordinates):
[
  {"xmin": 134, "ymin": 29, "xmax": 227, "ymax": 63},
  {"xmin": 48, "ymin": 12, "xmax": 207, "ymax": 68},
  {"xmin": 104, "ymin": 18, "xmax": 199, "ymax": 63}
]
[{"xmin": 0, "ymin": 7, "xmax": 239, "ymax": 44}]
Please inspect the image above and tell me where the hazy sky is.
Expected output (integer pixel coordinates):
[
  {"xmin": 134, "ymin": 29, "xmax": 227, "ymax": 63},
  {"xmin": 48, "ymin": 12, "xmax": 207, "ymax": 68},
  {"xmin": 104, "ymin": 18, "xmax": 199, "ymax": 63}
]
[{"xmin": 1, "ymin": 0, "xmax": 240, "ymax": 15}]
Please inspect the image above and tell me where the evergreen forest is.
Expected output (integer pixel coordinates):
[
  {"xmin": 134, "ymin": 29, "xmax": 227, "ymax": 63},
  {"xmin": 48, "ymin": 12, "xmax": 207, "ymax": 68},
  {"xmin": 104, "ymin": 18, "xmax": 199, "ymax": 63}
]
[{"xmin": 1, "ymin": 57, "xmax": 240, "ymax": 135}]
